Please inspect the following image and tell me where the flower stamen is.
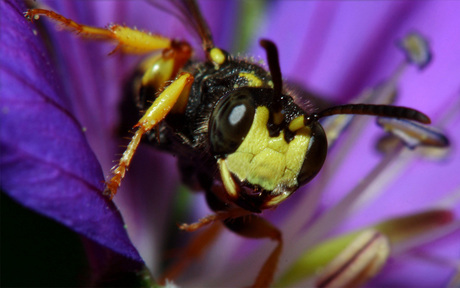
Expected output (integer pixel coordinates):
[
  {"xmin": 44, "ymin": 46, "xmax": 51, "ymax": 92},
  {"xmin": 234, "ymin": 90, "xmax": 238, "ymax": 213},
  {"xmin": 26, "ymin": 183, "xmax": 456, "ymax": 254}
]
[{"xmin": 315, "ymin": 229, "xmax": 390, "ymax": 288}]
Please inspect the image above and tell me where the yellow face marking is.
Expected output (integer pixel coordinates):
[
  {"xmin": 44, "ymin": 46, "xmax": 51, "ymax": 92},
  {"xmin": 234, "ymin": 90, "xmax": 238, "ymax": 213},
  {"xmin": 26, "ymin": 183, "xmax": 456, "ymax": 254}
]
[
  {"xmin": 210, "ymin": 48, "xmax": 226, "ymax": 65},
  {"xmin": 225, "ymin": 106, "xmax": 311, "ymax": 192},
  {"xmin": 288, "ymin": 115, "xmax": 305, "ymax": 132},
  {"xmin": 265, "ymin": 192, "xmax": 291, "ymax": 207},
  {"xmin": 239, "ymin": 72, "xmax": 263, "ymax": 87},
  {"xmin": 218, "ymin": 159, "xmax": 238, "ymax": 199}
]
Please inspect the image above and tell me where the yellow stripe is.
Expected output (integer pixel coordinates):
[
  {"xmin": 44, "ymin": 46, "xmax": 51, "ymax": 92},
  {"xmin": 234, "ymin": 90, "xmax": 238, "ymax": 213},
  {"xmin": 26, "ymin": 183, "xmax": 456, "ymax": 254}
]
[
  {"xmin": 218, "ymin": 159, "xmax": 238, "ymax": 198},
  {"xmin": 239, "ymin": 72, "xmax": 263, "ymax": 87}
]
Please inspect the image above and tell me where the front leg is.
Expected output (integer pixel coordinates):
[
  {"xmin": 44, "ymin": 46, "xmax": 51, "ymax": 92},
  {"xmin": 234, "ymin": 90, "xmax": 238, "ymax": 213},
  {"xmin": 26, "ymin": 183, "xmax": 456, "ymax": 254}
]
[{"xmin": 104, "ymin": 73, "xmax": 194, "ymax": 199}]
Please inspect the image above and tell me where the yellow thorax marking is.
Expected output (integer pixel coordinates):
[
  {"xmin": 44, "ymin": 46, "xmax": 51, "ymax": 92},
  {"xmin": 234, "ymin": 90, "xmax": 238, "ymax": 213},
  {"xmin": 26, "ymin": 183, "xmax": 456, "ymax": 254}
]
[
  {"xmin": 225, "ymin": 106, "xmax": 311, "ymax": 192},
  {"xmin": 239, "ymin": 72, "xmax": 263, "ymax": 87}
]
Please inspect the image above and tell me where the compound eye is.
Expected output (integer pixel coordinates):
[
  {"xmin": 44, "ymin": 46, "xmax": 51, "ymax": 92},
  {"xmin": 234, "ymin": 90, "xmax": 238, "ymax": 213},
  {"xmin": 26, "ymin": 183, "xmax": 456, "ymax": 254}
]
[
  {"xmin": 210, "ymin": 89, "xmax": 255, "ymax": 156},
  {"xmin": 297, "ymin": 122, "xmax": 328, "ymax": 186}
]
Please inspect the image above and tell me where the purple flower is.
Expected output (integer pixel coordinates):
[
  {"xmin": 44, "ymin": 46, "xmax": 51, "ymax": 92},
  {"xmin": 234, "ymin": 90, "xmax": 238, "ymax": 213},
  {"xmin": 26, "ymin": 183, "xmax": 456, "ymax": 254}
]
[{"xmin": 1, "ymin": 0, "xmax": 459, "ymax": 287}]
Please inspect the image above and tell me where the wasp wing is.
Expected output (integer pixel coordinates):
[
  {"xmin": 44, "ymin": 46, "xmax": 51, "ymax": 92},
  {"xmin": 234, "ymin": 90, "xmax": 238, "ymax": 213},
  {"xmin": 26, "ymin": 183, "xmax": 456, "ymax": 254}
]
[{"xmin": 145, "ymin": 0, "xmax": 214, "ymax": 51}]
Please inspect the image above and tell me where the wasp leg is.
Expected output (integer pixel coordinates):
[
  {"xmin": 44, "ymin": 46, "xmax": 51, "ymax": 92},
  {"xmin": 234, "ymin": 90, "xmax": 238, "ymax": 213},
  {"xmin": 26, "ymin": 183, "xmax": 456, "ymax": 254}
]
[
  {"xmin": 104, "ymin": 73, "xmax": 194, "ymax": 198},
  {"xmin": 178, "ymin": 212, "xmax": 282, "ymax": 287},
  {"xmin": 160, "ymin": 222, "xmax": 223, "ymax": 284},
  {"xmin": 24, "ymin": 8, "xmax": 182, "ymax": 55},
  {"xmin": 178, "ymin": 208, "xmax": 252, "ymax": 232},
  {"xmin": 225, "ymin": 215, "xmax": 283, "ymax": 288},
  {"xmin": 135, "ymin": 48, "xmax": 193, "ymax": 113}
]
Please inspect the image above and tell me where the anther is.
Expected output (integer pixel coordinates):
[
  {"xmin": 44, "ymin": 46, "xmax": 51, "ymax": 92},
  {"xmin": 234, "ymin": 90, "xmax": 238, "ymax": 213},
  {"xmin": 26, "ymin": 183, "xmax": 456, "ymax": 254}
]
[
  {"xmin": 398, "ymin": 32, "xmax": 432, "ymax": 70},
  {"xmin": 315, "ymin": 230, "xmax": 390, "ymax": 288}
]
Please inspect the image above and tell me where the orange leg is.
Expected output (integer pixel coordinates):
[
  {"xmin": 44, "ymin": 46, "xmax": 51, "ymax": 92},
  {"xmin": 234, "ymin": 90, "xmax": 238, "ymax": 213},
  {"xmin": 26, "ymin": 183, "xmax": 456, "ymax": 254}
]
[
  {"xmin": 160, "ymin": 222, "xmax": 223, "ymax": 284},
  {"xmin": 177, "ymin": 211, "xmax": 282, "ymax": 287},
  {"xmin": 24, "ymin": 8, "xmax": 173, "ymax": 54},
  {"xmin": 224, "ymin": 215, "xmax": 283, "ymax": 288},
  {"xmin": 178, "ymin": 207, "xmax": 254, "ymax": 232},
  {"xmin": 104, "ymin": 73, "xmax": 194, "ymax": 198}
]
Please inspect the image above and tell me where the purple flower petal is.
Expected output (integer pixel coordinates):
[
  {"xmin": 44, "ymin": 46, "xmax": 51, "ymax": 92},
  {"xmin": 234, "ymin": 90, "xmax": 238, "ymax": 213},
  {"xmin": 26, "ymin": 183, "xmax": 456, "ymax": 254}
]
[{"xmin": 0, "ymin": 0, "xmax": 142, "ymax": 263}]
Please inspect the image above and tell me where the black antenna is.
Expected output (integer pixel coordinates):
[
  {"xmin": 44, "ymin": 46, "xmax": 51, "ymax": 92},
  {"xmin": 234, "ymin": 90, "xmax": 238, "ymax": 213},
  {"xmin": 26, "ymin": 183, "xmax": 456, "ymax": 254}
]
[
  {"xmin": 304, "ymin": 104, "xmax": 431, "ymax": 125},
  {"xmin": 260, "ymin": 39, "xmax": 283, "ymax": 109},
  {"xmin": 183, "ymin": 0, "xmax": 214, "ymax": 51}
]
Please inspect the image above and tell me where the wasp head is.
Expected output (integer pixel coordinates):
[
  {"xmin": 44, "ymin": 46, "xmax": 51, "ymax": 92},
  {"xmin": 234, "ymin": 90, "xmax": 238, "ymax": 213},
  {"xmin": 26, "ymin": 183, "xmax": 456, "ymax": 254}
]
[
  {"xmin": 208, "ymin": 44, "xmax": 328, "ymax": 210},
  {"xmin": 207, "ymin": 40, "xmax": 430, "ymax": 212}
]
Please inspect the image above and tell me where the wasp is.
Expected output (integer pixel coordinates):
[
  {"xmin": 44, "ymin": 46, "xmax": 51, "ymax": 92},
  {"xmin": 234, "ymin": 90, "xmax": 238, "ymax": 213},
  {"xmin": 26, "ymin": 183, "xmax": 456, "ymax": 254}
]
[{"xmin": 25, "ymin": 1, "xmax": 446, "ymax": 286}]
